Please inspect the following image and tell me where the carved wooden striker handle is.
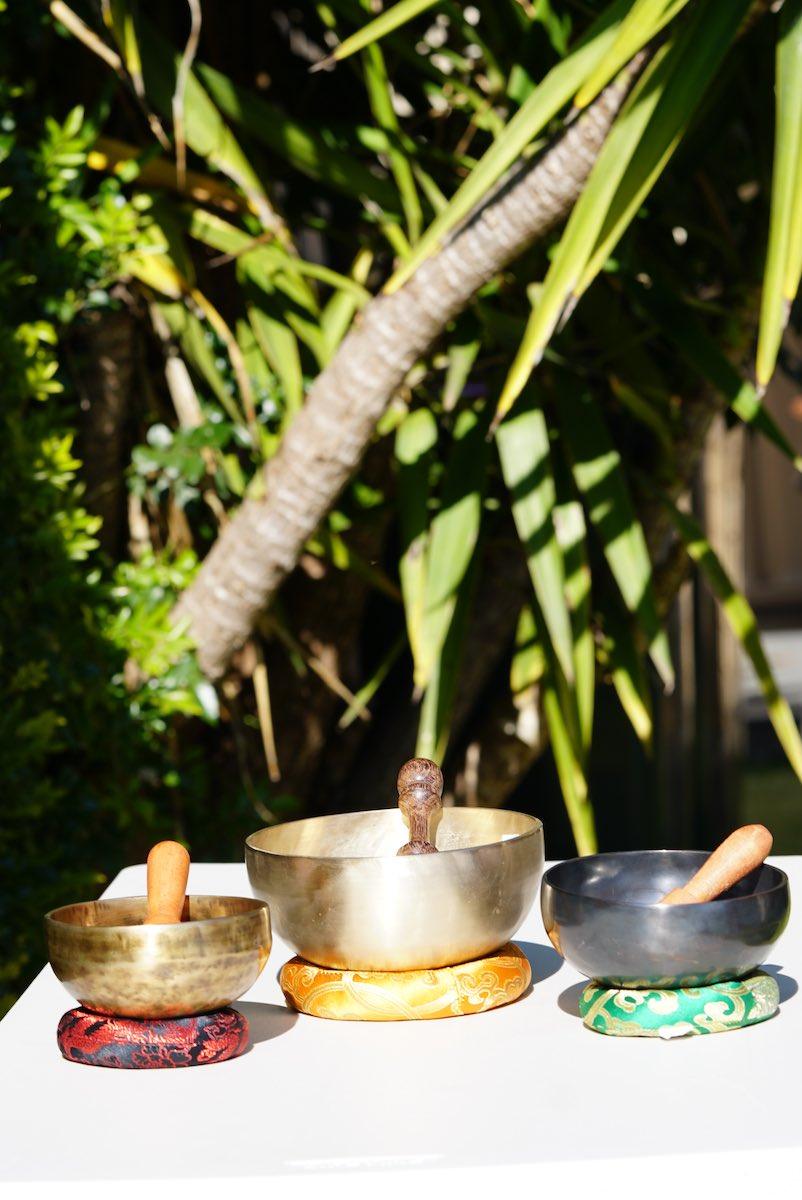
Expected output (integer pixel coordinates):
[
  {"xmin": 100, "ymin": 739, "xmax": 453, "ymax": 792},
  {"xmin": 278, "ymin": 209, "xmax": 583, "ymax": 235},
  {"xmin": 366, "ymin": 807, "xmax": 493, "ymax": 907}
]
[
  {"xmin": 659, "ymin": 824, "xmax": 772, "ymax": 905},
  {"xmin": 145, "ymin": 840, "xmax": 190, "ymax": 924},
  {"xmin": 396, "ymin": 758, "xmax": 443, "ymax": 856}
]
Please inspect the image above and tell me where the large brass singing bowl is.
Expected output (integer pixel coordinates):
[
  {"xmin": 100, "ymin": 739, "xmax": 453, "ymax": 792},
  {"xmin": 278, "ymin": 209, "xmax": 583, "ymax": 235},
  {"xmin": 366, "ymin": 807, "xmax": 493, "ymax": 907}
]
[
  {"xmin": 45, "ymin": 896, "xmax": 271, "ymax": 1018},
  {"xmin": 246, "ymin": 809, "xmax": 543, "ymax": 971}
]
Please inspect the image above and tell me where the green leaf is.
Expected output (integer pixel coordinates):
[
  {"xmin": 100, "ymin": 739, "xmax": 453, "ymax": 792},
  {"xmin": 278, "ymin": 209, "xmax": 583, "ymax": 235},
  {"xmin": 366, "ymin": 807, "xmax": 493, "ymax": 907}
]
[
  {"xmin": 511, "ymin": 604, "xmax": 546, "ymax": 697},
  {"xmin": 361, "ymin": 37, "xmax": 422, "ymax": 242},
  {"xmin": 601, "ymin": 600, "xmax": 653, "ymax": 747},
  {"xmin": 666, "ymin": 499, "xmax": 802, "ymax": 783},
  {"xmin": 339, "ymin": 633, "xmax": 406, "ymax": 729},
  {"xmin": 442, "ymin": 334, "xmax": 480, "ymax": 412},
  {"xmin": 556, "ymin": 387, "xmax": 674, "ymax": 689},
  {"xmin": 308, "ymin": 527, "xmax": 401, "ymax": 602},
  {"xmin": 523, "ymin": 585, "xmax": 598, "ymax": 856},
  {"xmin": 246, "ymin": 297, "xmax": 304, "ymax": 416},
  {"xmin": 396, "ymin": 408, "xmax": 438, "ymax": 684},
  {"xmin": 494, "ymin": 0, "xmax": 750, "ymax": 425},
  {"xmin": 543, "ymin": 678, "xmax": 597, "ymax": 855},
  {"xmin": 574, "ymin": 0, "xmax": 691, "ymax": 110},
  {"xmin": 196, "ymin": 62, "xmax": 399, "ymax": 211},
  {"xmin": 136, "ymin": 15, "xmax": 283, "ymax": 236},
  {"xmin": 632, "ymin": 278, "xmax": 802, "ymax": 470},
  {"xmin": 184, "ymin": 206, "xmax": 317, "ymax": 312},
  {"xmin": 497, "ymin": 390, "xmax": 575, "ymax": 685},
  {"xmin": 385, "ymin": 0, "xmax": 633, "ymax": 293},
  {"xmin": 157, "ymin": 301, "xmax": 247, "ymax": 427},
  {"xmin": 103, "ymin": 0, "xmax": 145, "ymax": 89},
  {"xmin": 416, "ymin": 553, "xmax": 477, "ymax": 765},
  {"xmin": 321, "ymin": 248, "xmax": 374, "ymax": 359},
  {"xmin": 554, "ymin": 491, "xmax": 594, "ymax": 758},
  {"xmin": 576, "ymin": 1, "xmax": 751, "ymax": 300},
  {"xmin": 324, "ymin": 0, "xmax": 439, "ymax": 65},
  {"xmin": 418, "ymin": 406, "xmax": 491, "ymax": 686},
  {"xmin": 756, "ymin": 0, "xmax": 802, "ymax": 388}
]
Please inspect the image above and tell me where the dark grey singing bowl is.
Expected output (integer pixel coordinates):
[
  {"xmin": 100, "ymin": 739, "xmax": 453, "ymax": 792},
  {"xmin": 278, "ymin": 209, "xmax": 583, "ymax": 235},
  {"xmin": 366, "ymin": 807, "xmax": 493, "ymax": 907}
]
[{"xmin": 541, "ymin": 850, "xmax": 790, "ymax": 988}]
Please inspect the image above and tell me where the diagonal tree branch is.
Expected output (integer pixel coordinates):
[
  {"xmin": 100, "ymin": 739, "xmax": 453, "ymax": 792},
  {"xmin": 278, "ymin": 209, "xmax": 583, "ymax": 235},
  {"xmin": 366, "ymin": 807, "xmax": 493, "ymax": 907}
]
[{"xmin": 174, "ymin": 63, "xmax": 644, "ymax": 679}]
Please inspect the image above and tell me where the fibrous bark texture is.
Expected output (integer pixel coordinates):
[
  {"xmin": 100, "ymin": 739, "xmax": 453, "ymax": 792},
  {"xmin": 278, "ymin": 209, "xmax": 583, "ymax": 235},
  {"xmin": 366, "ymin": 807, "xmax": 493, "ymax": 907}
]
[{"xmin": 174, "ymin": 70, "xmax": 639, "ymax": 678}]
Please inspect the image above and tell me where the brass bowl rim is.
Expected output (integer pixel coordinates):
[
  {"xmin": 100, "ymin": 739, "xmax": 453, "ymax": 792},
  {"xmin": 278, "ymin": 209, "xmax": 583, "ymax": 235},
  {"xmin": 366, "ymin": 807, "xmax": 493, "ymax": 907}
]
[
  {"xmin": 44, "ymin": 894, "xmax": 270, "ymax": 932},
  {"xmin": 246, "ymin": 809, "xmax": 543, "ymax": 864},
  {"xmin": 542, "ymin": 850, "xmax": 789, "ymax": 910}
]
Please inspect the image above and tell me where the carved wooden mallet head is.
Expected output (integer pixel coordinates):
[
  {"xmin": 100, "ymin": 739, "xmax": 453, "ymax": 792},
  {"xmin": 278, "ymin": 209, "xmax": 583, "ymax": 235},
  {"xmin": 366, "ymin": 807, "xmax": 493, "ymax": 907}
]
[{"xmin": 396, "ymin": 757, "xmax": 444, "ymax": 856}]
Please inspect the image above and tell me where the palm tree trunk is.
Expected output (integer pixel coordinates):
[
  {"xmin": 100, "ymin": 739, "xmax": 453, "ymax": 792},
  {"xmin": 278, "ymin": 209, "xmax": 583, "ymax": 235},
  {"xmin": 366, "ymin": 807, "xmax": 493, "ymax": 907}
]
[{"xmin": 174, "ymin": 65, "xmax": 642, "ymax": 679}]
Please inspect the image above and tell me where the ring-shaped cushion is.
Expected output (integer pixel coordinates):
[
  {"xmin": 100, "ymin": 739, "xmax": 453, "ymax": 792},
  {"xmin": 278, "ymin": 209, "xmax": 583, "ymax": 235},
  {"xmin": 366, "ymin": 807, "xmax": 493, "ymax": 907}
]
[
  {"xmin": 280, "ymin": 942, "xmax": 531, "ymax": 1021},
  {"xmin": 57, "ymin": 1006, "xmax": 249, "ymax": 1067},
  {"xmin": 579, "ymin": 972, "xmax": 779, "ymax": 1038}
]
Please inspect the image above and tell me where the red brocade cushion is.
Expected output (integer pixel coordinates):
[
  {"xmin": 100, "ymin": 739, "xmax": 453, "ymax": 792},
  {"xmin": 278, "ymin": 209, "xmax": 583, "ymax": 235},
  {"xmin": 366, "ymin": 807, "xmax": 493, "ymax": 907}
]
[{"xmin": 57, "ymin": 1006, "xmax": 249, "ymax": 1068}]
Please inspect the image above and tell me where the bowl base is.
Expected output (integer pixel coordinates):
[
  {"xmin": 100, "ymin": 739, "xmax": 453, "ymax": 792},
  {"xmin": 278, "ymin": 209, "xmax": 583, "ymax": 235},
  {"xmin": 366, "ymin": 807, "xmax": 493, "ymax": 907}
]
[
  {"xmin": 579, "ymin": 972, "xmax": 779, "ymax": 1038},
  {"xmin": 57, "ymin": 1006, "xmax": 249, "ymax": 1067},
  {"xmin": 279, "ymin": 943, "xmax": 531, "ymax": 1021}
]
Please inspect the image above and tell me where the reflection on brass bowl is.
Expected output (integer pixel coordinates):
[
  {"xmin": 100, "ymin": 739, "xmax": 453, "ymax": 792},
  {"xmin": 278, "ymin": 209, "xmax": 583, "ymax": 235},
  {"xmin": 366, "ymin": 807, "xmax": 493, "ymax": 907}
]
[
  {"xmin": 45, "ymin": 896, "xmax": 271, "ymax": 1019},
  {"xmin": 246, "ymin": 808, "xmax": 544, "ymax": 971}
]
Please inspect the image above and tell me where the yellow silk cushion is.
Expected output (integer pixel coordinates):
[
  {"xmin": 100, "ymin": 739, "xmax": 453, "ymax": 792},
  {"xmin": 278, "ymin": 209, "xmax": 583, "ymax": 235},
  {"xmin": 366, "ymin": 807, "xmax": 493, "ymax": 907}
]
[{"xmin": 279, "ymin": 942, "xmax": 531, "ymax": 1021}]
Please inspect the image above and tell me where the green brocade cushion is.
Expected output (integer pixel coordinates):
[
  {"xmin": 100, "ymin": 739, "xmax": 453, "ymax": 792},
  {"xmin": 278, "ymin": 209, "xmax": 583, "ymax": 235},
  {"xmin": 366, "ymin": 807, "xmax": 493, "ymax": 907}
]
[{"xmin": 579, "ymin": 972, "xmax": 779, "ymax": 1038}]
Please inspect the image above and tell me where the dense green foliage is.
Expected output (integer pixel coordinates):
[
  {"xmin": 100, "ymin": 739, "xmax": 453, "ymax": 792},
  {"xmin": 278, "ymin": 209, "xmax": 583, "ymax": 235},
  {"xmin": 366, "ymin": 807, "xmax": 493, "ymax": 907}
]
[{"xmin": 0, "ymin": 10, "xmax": 224, "ymax": 1011}]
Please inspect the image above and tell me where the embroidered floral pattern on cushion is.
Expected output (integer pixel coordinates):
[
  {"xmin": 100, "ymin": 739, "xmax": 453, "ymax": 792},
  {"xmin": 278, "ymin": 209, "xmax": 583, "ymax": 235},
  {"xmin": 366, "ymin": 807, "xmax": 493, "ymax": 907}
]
[
  {"xmin": 579, "ymin": 972, "xmax": 779, "ymax": 1038},
  {"xmin": 57, "ymin": 1006, "xmax": 249, "ymax": 1067},
  {"xmin": 279, "ymin": 942, "xmax": 531, "ymax": 1021}
]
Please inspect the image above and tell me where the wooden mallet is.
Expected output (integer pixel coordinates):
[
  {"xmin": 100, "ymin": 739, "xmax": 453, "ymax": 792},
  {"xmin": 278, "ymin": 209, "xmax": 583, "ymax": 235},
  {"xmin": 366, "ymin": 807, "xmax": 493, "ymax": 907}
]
[
  {"xmin": 144, "ymin": 840, "xmax": 190, "ymax": 924},
  {"xmin": 659, "ymin": 824, "xmax": 773, "ymax": 905}
]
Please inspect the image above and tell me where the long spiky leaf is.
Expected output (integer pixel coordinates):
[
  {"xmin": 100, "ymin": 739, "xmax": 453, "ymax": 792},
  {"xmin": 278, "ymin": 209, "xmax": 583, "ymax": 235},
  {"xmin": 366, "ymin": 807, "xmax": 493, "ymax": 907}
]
[
  {"xmin": 666, "ymin": 499, "xmax": 802, "ymax": 782},
  {"xmin": 495, "ymin": 0, "xmax": 751, "ymax": 427},
  {"xmin": 497, "ymin": 390, "xmax": 576, "ymax": 685},
  {"xmin": 756, "ymin": 0, "xmax": 802, "ymax": 388},
  {"xmin": 385, "ymin": 0, "xmax": 634, "ymax": 293},
  {"xmin": 556, "ymin": 387, "xmax": 674, "ymax": 690}
]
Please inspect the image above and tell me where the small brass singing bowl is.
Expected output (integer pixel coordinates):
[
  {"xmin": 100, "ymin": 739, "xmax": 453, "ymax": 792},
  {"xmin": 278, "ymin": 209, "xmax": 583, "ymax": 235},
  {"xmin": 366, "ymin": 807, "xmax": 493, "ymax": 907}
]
[
  {"xmin": 246, "ymin": 809, "xmax": 544, "ymax": 971},
  {"xmin": 45, "ymin": 896, "xmax": 271, "ymax": 1019}
]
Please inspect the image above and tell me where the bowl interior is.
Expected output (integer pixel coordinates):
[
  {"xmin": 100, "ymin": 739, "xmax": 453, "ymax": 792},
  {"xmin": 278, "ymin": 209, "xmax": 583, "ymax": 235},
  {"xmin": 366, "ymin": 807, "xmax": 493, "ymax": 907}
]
[
  {"xmin": 247, "ymin": 808, "xmax": 540, "ymax": 860},
  {"xmin": 47, "ymin": 894, "xmax": 267, "ymax": 930},
  {"xmin": 546, "ymin": 850, "xmax": 784, "ymax": 908}
]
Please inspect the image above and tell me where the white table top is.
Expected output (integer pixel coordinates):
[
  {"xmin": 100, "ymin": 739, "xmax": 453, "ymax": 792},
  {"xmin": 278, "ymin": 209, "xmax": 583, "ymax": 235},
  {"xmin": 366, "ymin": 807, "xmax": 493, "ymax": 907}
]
[{"xmin": 2, "ymin": 859, "xmax": 800, "ymax": 1196}]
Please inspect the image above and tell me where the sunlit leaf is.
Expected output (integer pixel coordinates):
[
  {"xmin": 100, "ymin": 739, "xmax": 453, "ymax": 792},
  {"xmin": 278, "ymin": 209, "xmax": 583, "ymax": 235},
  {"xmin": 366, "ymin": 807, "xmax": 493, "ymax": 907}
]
[
  {"xmin": 511, "ymin": 604, "xmax": 546, "ymax": 697},
  {"xmin": 497, "ymin": 390, "xmax": 575, "ymax": 684},
  {"xmin": 418, "ymin": 406, "xmax": 490, "ymax": 686},
  {"xmin": 320, "ymin": 0, "xmax": 439, "ymax": 66},
  {"xmin": 321, "ymin": 248, "xmax": 374, "ymax": 358},
  {"xmin": 556, "ymin": 387, "xmax": 674, "ymax": 689},
  {"xmin": 361, "ymin": 37, "xmax": 422, "ymax": 242},
  {"xmin": 442, "ymin": 333, "xmax": 480, "ymax": 412},
  {"xmin": 396, "ymin": 408, "xmax": 438, "ymax": 684},
  {"xmin": 666, "ymin": 498, "xmax": 802, "ymax": 782},
  {"xmin": 756, "ymin": 0, "xmax": 802, "ymax": 388},
  {"xmin": 495, "ymin": 0, "xmax": 750, "ymax": 425},
  {"xmin": 386, "ymin": 0, "xmax": 633, "ymax": 293},
  {"xmin": 522, "ymin": 600, "xmax": 597, "ymax": 855},
  {"xmin": 137, "ymin": 14, "xmax": 284, "ymax": 236},
  {"xmin": 247, "ymin": 297, "xmax": 304, "ymax": 416},
  {"xmin": 601, "ymin": 599, "xmax": 653, "ymax": 747},
  {"xmin": 252, "ymin": 641, "xmax": 280, "ymax": 782},
  {"xmin": 554, "ymin": 491, "xmax": 594, "ymax": 758},
  {"xmin": 416, "ymin": 555, "xmax": 477, "ymax": 764},
  {"xmin": 574, "ymin": 0, "xmax": 691, "ymax": 110}
]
